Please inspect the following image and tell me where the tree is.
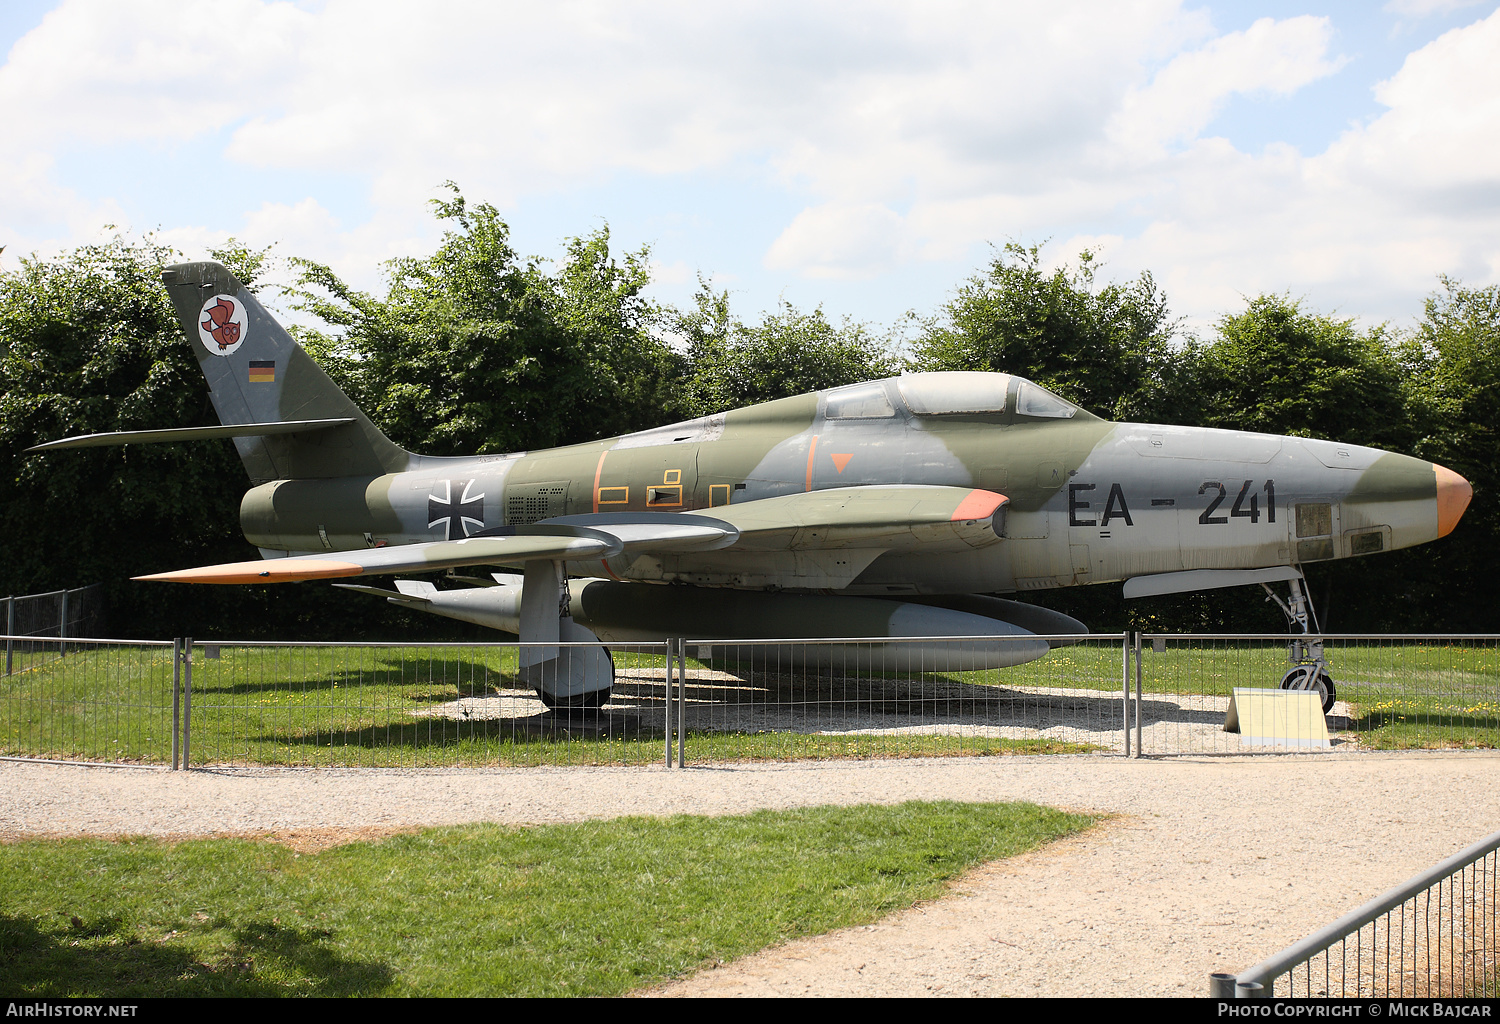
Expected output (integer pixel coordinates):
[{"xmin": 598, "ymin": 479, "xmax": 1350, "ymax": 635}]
[
  {"xmin": 0, "ymin": 234, "xmax": 259, "ymax": 635},
  {"xmin": 671, "ymin": 280, "xmax": 900, "ymax": 417},
  {"xmin": 0, "ymin": 234, "xmax": 500, "ymax": 640},
  {"xmin": 912, "ymin": 242, "xmax": 1182, "ymax": 420},
  {"xmin": 1193, "ymin": 295, "xmax": 1430, "ymax": 452},
  {"xmin": 1402, "ymin": 278, "xmax": 1500, "ymax": 630},
  {"xmin": 289, "ymin": 187, "xmax": 683, "ymax": 454}
]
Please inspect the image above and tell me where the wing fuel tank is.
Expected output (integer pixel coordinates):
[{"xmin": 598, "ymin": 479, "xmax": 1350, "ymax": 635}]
[{"xmin": 338, "ymin": 578, "xmax": 1060, "ymax": 671}]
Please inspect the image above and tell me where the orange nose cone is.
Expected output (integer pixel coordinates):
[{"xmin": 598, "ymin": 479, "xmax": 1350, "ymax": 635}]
[{"xmin": 1435, "ymin": 464, "xmax": 1473, "ymax": 538}]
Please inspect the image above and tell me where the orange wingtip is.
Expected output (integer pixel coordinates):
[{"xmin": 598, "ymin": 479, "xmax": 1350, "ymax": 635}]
[
  {"xmin": 134, "ymin": 560, "xmax": 365, "ymax": 584},
  {"xmin": 951, "ymin": 489, "xmax": 1008, "ymax": 521}
]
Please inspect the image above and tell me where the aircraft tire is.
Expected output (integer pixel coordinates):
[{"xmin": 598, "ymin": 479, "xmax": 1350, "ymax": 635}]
[
  {"xmin": 1279, "ymin": 664, "xmax": 1337, "ymax": 715},
  {"xmin": 537, "ymin": 686, "xmax": 612, "ymax": 712}
]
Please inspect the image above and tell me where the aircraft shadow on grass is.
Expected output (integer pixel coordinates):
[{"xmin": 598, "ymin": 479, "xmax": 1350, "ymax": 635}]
[
  {"xmin": 188, "ymin": 655, "xmax": 519, "ymax": 701},
  {"xmin": 237, "ymin": 669, "xmax": 1138, "ymax": 749},
  {"xmin": 0, "ymin": 913, "xmax": 393, "ymax": 996}
]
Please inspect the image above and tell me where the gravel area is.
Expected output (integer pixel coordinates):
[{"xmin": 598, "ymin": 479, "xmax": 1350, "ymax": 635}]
[{"xmin": 3, "ymin": 749, "xmax": 1497, "ymax": 997}]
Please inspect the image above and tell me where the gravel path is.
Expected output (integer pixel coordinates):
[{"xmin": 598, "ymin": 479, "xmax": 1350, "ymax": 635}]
[{"xmin": 3, "ymin": 749, "xmax": 1497, "ymax": 997}]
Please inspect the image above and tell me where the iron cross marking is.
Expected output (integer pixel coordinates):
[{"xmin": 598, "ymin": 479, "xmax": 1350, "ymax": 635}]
[{"xmin": 428, "ymin": 479, "xmax": 486, "ymax": 540}]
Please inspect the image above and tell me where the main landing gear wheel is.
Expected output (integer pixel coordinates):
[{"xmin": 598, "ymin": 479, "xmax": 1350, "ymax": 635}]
[
  {"xmin": 537, "ymin": 685, "xmax": 612, "ymax": 712},
  {"xmin": 1279, "ymin": 664, "xmax": 1336, "ymax": 715},
  {"xmin": 535, "ymin": 644, "xmax": 615, "ymax": 713}
]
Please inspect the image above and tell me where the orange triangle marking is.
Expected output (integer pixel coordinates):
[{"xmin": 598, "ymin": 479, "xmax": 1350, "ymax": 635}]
[{"xmin": 830, "ymin": 453, "xmax": 853, "ymax": 474}]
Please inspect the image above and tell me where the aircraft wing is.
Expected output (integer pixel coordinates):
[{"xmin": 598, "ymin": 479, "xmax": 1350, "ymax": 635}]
[
  {"xmin": 133, "ymin": 520, "xmax": 738, "ymax": 584},
  {"xmin": 134, "ymin": 526, "xmax": 626, "ymax": 583},
  {"xmin": 135, "ymin": 487, "xmax": 1001, "ymax": 584}
]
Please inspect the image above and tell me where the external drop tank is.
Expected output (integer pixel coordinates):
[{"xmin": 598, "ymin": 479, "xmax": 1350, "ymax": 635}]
[{"xmin": 335, "ymin": 577, "xmax": 1087, "ymax": 672}]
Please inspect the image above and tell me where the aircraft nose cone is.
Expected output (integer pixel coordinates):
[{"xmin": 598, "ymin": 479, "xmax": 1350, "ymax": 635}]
[{"xmin": 1436, "ymin": 464, "xmax": 1472, "ymax": 538}]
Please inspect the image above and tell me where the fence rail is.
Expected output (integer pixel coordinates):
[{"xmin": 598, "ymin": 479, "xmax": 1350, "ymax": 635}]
[
  {"xmin": 1219, "ymin": 828, "xmax": 1500, "ymax": 998},
  {"xmin": 3, "ymin": 631, "xmax": 1500, "ymax": 768}
]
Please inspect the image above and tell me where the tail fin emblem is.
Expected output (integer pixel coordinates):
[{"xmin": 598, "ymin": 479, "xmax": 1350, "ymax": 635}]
[{"xmin": 197, "ymin": 295, "xmax": 248, "ymax": 355}]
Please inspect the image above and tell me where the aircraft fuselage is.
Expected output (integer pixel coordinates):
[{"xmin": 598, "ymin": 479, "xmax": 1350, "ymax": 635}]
[{"xmin": 239, "ymin": 373, "xmax": 1466, "ymax": 596}]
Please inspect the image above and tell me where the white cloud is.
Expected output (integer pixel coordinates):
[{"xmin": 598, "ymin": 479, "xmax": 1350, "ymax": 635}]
[
  {"xmin": 1045, "ymin": 11, "xmax": 1500, "ymax": 328},
  {"xmin": 1109, "ymin": 16, "xmax": 1345, "ymax": 155},
  {"xmin": 1328, "ymin": 13, "xmax": 1500, "ymax": 196},
  {"xmin": 648, "ymin": 259, "xmax": 693, "ymax": 286},
  {"xmin": 0, "ymin": 1, "xmax": 1497, "ymax": 326},
  {"xmin": 765, "ymin": 203, "xmax": 911, "ymax": 279}
]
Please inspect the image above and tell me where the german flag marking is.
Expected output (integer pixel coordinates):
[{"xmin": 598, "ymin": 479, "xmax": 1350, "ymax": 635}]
[{"xmin": 248, "ymin": 360, "xmax": 275, "ymax": 383}]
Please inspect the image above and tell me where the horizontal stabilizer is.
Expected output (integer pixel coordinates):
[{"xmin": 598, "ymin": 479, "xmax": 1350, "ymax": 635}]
[
  {"xmin": 26, "ymin": 418, "xmax": 355, "ymax": 453},
  {"xmin": 135, "ymin": 525, "xmax": 623, "ymax": 584},
  {"xmin": 330, "ymin": 582, "xmax": 432, "ymax": 604}
]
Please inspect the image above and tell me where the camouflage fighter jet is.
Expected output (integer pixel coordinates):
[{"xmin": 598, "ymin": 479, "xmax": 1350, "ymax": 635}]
[{"xmin": 31, "ymin": 262, "xmax": 1473, "ymax": 710}]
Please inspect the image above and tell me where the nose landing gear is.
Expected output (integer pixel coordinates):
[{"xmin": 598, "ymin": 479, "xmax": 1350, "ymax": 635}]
[{"xmin": 1262, "ymin": 575, "xmax": 1337, "ymax": 714}]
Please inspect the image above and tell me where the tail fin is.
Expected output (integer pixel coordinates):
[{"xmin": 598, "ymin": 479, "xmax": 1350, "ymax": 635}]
[{"xmin": 161, "ymin": 261, "xmax": 412, "ymax": 484}]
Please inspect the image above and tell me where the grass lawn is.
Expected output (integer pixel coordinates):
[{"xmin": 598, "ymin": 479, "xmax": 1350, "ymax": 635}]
[{"xmin": 0, "ymin": 801, "xmax": 1096, "ymax": 997}]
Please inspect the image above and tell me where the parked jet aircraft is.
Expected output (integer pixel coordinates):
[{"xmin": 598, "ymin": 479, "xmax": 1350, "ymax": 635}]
[{"xmin": 31, "ymin": 262, "xmax": 1473, "ymax": 711}]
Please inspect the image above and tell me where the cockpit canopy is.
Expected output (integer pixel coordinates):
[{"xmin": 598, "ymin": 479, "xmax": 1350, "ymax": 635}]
[{"xmin": 823, "ymin": 371, "xmax": 1085, "ymax": 420}]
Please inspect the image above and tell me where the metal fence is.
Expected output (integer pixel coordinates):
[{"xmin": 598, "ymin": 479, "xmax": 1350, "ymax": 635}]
[
  {"xmin": 1218, "ymin": 829, "xmax": 1500, "ymax": 997},
  {"xmin": 676, "ymin": 634, "xmax": 1130, "ymax": 761},
  {"xmin": 4, "ymin": 631, "xmax": 1500, "ymax": 768},
  {"xmin": 1137, "ymin": 634, "xmax": 1500, "ymax": 755},
  {"xmin": 0, "ymin": 637, "xmax": 176, "ymax": 764},
  {"xmin": 179, "ymin": 639, "xmax": 675, "ymax": 768},
  {"xmin": 3, "ymin": 584, "xmax": 103, "ymax": 676},
  {"xmin": 0, "ymin": 637, "xmax": 677, "ymax": 768}
]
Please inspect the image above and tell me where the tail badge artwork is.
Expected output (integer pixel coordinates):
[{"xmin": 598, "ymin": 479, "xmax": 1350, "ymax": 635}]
[{"xmin": 197, "ymin": 295, "xmax": 248, "ymax": 356}]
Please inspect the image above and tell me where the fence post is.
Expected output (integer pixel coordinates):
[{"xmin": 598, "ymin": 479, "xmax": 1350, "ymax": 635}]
[
  {"xmin": 182, "ymin": 637, "xmax": 193, "ymax": 770},
  {"xmin": 1122, "ymin": 633, "xmax": 1132, "ymax": 757},
  {"xmin": 1134, "ymin": 632, "xmax": 1144, "ymax": 758},
  {"xmin": 172, "ymin": 638, "xmax": 182, "ymax": 770},
  {"xmin": 664, "ymin": 641, "xmax": 675, "ymax": 768},
  {"xmin": 4, "ymin": 596, "xmax": 12, "ymax": 676},
  {"xmin": 677, "ymin": 638, "xmax": 686, "ymax": 769},
  {"xmin": 58, "ymin": 589, "xmax": 68, "ymax": 658}
]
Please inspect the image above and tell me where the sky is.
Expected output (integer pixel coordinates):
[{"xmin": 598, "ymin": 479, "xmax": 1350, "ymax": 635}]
[{"xmin": 1, "ymin": 0, "xmax": 1498, "ymax": 339}]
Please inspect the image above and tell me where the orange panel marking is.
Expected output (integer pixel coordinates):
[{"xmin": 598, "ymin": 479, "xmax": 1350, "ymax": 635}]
[
  {"xmin": 709, "ymin": 484, "xmax": 731, "ymax": 507},
  {"xmin": 134, "ymin": 559, "xmax": 365, "ymax": 584},
  {"xmin": 592, "ymin": 450, "xmax": 608, "ymax": 513},
  {"xmin": 805, "ymin": 435, "xmax": 819, "ymax": 491},
  {"xmin": 950, "ymin": 489, "xmax": 1007, "ymax": 522},
  {"xmin": 830, "ymin": 453, "xmax": 853, "ymax": 474},
  {"xmin": 597, "ymin": 486, "xmax": 629, "ymax": 505}
]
